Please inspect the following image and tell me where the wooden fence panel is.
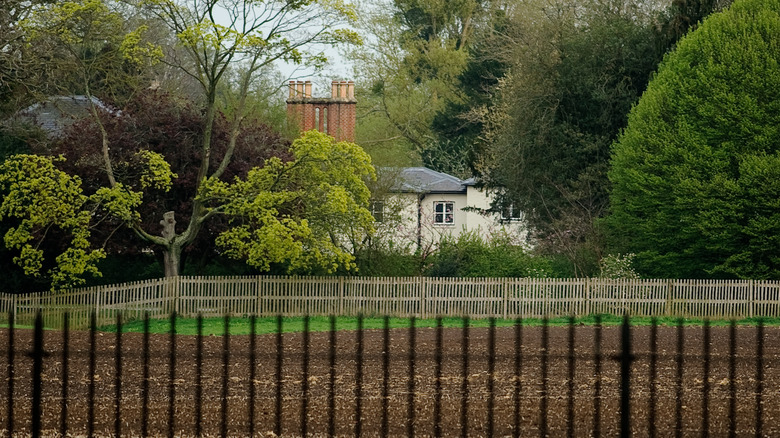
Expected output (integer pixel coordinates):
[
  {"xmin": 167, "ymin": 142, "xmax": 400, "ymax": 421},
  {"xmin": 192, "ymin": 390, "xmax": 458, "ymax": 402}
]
[
  {"xmin": 260, "ymin": 276, "xmax": 341, "ymax": 316},
  {"xmin": 590, "ymin": 279, "xmax": 668, "ymax": 317},
  {"xmin": 425, "ymin": 277, "xmax": 504, "ymax": 318},
  {"xmin": 753, "ymin": 281, "xmax": 780, "ymax": 319},
  {"xmin": 5, "ymin": 276, "xmax": 780, "ymax": 327},
  {"xmin": 179, "ymin": 276, "xmax": 258, "ymax": 317},
  {"xmin": 669, "ymin": 279, "xmax": 752, "ymax": 319},
  {"xmin": 343, "ymin": 277, "xmax": 420, "ymax": 317}
]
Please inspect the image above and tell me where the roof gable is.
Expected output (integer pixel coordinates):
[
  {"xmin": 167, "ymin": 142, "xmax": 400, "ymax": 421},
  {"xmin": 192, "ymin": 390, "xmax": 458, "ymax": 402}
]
[
  {"xmin": 392, "ymin": 167, "xmax": 468, "ymax": 194},
  {"xmin": 15, "ymin": 95, "xmax": 114, "ymax": 137}
]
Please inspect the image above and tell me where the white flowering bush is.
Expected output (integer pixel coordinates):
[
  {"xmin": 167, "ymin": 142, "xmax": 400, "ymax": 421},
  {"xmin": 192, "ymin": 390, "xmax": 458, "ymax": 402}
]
[{"xmin": 598, "ymin": 253, "xmax": 640, "ymax": 279}]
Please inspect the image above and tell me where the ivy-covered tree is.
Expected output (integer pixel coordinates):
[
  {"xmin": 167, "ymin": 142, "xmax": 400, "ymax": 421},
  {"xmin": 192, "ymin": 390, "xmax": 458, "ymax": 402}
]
[{"xmin": 608, "ymin": 0, "xmax": 780, "ymax": 278}]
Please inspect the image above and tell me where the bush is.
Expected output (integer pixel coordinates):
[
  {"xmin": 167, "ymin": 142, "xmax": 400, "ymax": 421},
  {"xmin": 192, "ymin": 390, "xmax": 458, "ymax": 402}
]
[
  {"xmin": 424, "ymin": 231, "xmax": 551, "ymax": 278},
  {"xmin": 608, "ymin": 0, "xmax": 780, "ymax": 279}
]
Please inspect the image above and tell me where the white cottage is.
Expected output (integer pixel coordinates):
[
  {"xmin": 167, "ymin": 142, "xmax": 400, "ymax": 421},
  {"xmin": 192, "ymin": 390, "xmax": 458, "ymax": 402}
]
[
  {"xmin": 285, "ymin": 80, "xmax": 526, "ymax": 251},
  {"xmin": 372, "ymin": 167, "xmax": 526, "ymax": 252}
]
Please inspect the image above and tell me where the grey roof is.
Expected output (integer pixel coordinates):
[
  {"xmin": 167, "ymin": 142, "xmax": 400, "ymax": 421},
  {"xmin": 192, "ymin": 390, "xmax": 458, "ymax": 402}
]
[
  {"xmin": 14, "ymin": 96, "xmax": 114, "ymax": 137},
  {"xmin": 392, "ymin": 167, "xmax": 469, "ymax": 193}
]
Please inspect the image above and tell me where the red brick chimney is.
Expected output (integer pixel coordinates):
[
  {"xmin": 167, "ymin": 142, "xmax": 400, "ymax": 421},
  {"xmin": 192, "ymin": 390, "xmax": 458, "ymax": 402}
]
[{"xmin": 286, "ymin": 80, "xmax": 356, "ymax": 142}]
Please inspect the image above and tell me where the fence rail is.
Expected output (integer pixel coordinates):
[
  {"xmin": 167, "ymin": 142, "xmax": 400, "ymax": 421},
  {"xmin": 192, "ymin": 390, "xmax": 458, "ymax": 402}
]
[{"xmin": 2, "ymin": 276, "xmax": 780, "ymax": 328}]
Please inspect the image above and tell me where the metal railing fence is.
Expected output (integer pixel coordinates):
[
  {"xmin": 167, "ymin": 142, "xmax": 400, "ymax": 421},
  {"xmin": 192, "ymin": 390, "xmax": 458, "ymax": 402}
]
[{"xmin": 1, "ymin": 311, "xmax": 777, "ymax": 437}]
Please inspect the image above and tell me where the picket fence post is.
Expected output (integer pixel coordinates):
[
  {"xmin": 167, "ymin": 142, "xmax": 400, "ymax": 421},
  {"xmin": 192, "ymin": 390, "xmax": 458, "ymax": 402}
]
[
  {"xmin": 95, "ymin": 287, "xmax": 101, "ymax": 324},
  {"xmin": 749, "ymin": 279, "xmax": 755, "ymax": 319},
  {"xmin": 174, "ymin": 276, "xmax": 181, "ymax": 315},
  {"xmin": 338, "ymin": 276, "xmax": 344, "ymax": 316},
  {"xmin": 12, "ymin": 294, "xmax": 18, "ymax": 326},
  {"xmin": 256, "ymin": 276, "xmax": 263, "ymax": 316},
  {"xmin": 419, "ymin": 277, "xmax": 427, "ymax": 319},
  {"xmin": 585, "ymin": 278, "xmax": 592, "ymax": 317},
  {"xmin": 665, "ymin": 279, "xmax": 674, "ymax": 317},
  {"xmin": 502, "ymin": 278, "xmax": 508, "ymax": 320}
]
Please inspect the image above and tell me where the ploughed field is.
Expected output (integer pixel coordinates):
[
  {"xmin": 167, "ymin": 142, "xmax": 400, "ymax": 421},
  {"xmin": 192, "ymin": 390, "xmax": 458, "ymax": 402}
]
[{"xmin": 1, "ymin": 324, "xmax": 779, "ymax": 437}]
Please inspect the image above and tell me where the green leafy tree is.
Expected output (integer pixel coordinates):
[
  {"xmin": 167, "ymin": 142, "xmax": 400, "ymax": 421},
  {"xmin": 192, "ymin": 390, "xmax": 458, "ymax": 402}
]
[
  {"xmin": 351, "ymin": 0, "xmax": 493, "ymax": 175},
  {"xmin": 478, "ymin": 0, "xmax": 663, "ymax": 275},
  {"xmin": 0, "ymin": 155, "xmax": 105, "ymax": 289},
  {"xmin": 656, "ymin": 0, "xmax": 732, "ymax": 50},
  {"xmin": 608, "ymin": 0, "xmax": 780, "ymax": 279},
  {"xmin": 20, "ymin": 0, "xmax": 161, "ymax": 106},
  {"xmin": 205, "ymin": 130, "xmax": 375, "ymax": 273},
  {"xmin": 6, "ymin": 0, "xmax": 361, "ymax": 280},
  {"xmin": 100, "ymin": 0, "xmax": 362, "ymax": 276},
  {"xmin": 48, "ymin": 89, "xmax": 291, "ymax": 276}
]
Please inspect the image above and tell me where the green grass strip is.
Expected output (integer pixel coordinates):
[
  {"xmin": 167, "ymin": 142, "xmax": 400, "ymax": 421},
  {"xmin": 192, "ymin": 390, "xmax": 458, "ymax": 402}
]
[{"xmin": 93, "ymin": 314, "xmax": 780, "ymax": 335}]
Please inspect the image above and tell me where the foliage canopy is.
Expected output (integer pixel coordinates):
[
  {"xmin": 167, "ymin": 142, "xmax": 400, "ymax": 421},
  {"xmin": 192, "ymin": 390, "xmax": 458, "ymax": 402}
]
[{"xmin": 608, "ymin": 0, "xmax": 780, "ymax": 278}]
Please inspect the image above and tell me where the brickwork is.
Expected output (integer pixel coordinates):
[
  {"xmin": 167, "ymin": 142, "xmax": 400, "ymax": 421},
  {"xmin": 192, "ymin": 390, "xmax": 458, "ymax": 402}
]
[{"xmin": 286, "ymin": 80, "xmax": 356, "ymax": 142}]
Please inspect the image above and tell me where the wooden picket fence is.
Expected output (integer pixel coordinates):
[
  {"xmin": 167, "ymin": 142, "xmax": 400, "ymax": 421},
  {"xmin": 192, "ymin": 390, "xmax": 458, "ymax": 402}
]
[{"xmin": 1, "ymin": 276, "xmax": 779, "ymax": 328}]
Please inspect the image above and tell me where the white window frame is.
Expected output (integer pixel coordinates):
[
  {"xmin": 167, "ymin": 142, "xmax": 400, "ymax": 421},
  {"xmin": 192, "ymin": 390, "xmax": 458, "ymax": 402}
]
[
  {"xmin": 433, "ymin": 201, "xmax": 455, "ymax": 225},
  {"xmin": 501, "ymin": 203, "xmax": 524, "ymax": 222},
  {"xmin": 370, "ymin": 200, "xmax": 385, "ymax": 222}
]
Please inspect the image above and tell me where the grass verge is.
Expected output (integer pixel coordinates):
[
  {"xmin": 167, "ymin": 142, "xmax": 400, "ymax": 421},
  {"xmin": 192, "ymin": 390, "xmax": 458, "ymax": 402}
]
[{"xmin": 93, "ymin": 314, "xmax": 780, "ymax": 336}]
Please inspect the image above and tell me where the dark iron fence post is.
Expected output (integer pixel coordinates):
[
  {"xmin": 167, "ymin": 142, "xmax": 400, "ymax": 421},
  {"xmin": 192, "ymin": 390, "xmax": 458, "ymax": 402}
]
[
  {"xmin": 60, "ymin": 312, "xmax": 69, "ymax": 438},
  {"xmin": 755, "ymin": 320, "xmax": 764, "ymax": 437},
  {"xmin": 31, "ymin": 311, "xmax": 43, "ymax": 438},
  {"xmin": 434, "ymin": 317, "xmax": 443, "ymax": 438},
  {"xmin": 221, "ymin": 314, "xmax": 230, "ymax": 438},
  {"xmin": 248, "ymin": 314, "xmax": 257, "ymax": 437},
  {"xmin": 195, "ymin": 314, "xmax": 203, "ymax": 438},
  {"xmin": 487, "ymin": 317, "xmax": 496, "ymax": 437},
  {"xmin": 540, "ymin": 318, "xmax": 549, "ymax": 438},
  {"xmin": 702, "ymin": 320, "xmax": 711, "ymax": 438},
  {"xmin": 513, "ymin": 318, "xmax": 522, "ymax": 438},
  {"xmin": 88, "ymin": 311, "xmax": 97, "ymax": 438},
  {"xmin": 141, "ymin": 313, "xmax": 150, "ymax": 438},
  {"xmin": 728, "ymin": 320, "xmax": 736, "ymax": 438},
  {"xmin": 593, "ymin": 315, "xmax": 602, "ymax": 438},
  {"xmin": 649, "ymin": 318, "xmax": 658, "ymax": 438},
  {"xmin": 328, "ymin": 315, "xmax": 337, "ymax": 438},
  {"xmin": 168, "ymin": 312, "xmax": 177, "ymax": 438},
  {"xmin": 6, "ymin": 310, "xmax": 13, "ymax": 437},
  {"xmin": 460, "ymin": 316, "xmax": 470, "ymax": 438},
  {"xmin": 407, "ymin": 316, "xmax": 416, "ymax": 438},
  {"xmin": 675, "ymin": 318, "xmax": 684, "ymax": 438},
  {"xmin": 620, "ymin": 314, "xmax": 632, "ymax": 438},
  {"xmin": 567, "ymin": 316, "xmax": 575, "ymax": 438},
  {"xmin": 380, "ymin": 315, "xmax": 389, "ymax": 438},
  {"xmin": 114, "ymin": 312, "xmax": 123, "ymax": 438},
  {"xmin": 274, "ymin": 315, "xmax": 283, "ymax": 437},
  {"xmin": 302, "ymin": 315, "xmax": 310, "ymax": 438},
  {"xmin": 354, "ymin": 315, "xmax": 363, "ymax": 438}
]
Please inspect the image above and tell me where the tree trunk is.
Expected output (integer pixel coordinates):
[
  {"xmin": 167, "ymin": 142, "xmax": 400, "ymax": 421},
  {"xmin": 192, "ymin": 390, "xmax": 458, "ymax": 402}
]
[
  {"xmin": 160, "ymin": 211, "xmax": 181, "ymax": 277},
  {"xmin": 162, "ymin": 245, "xmax": 181, "ymax": 277}
]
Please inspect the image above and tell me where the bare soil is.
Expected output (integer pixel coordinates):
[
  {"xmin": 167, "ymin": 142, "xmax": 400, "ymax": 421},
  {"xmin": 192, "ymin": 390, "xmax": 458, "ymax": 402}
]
[{"xmin": 1, "ymin": 324, "xmax": 779, "ymax": 437}]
